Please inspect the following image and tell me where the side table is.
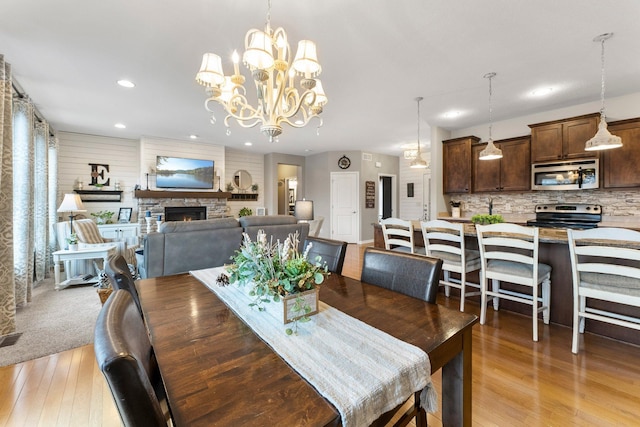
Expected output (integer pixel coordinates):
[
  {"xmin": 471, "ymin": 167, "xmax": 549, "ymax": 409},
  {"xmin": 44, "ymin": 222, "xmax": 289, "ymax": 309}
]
[{"xmin": 52, "ymin": 245, "xmax": 117, "ymax": 290}]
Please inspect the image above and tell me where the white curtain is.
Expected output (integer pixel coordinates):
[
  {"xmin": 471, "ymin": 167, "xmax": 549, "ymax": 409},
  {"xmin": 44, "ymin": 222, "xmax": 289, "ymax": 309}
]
[
  {"xmin": 33, "ymin": 121, "xmax": 49, "ymax": 281},
  {"xmin": 0, "ymin": 55, "xmax": 16, "ymax": 335},
  {"xmin": 12, "ymin": 97, "xmax": 34, "ymax": 306},
  {"xmin": 48, "ymin": 136, "xmax": 59, "ymax": 264}
]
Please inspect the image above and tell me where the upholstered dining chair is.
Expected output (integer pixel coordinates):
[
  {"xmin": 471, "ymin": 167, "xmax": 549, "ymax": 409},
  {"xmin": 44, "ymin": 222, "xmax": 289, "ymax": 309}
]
[
  {"xmin": 303, "ymin": 236, "xmax": 348, "ymax": 275},
  {"xmin": 104, "ymin": 254, "xmax": 142, "ymax": 316},
  {"xmin": 421, "ymin": 220, "xmax": 481, "ymax": 312},
  {"xmin": 476, "ymin": 223, "xmax": 551, "ymax": 342},
  {"xmin": 381, "ymin": 218, "xmax": 424, "ymax": 254},
  {"xmin": 94, "ymin": 290, "xmax": 172, "ymax": 427},
  {"xmin": 361, "ymin": 247, "xmax": 443, "ymax": 303},
  {"xmin": 567, "ymin": 227, "xmax": 640, "ymax": 354}
]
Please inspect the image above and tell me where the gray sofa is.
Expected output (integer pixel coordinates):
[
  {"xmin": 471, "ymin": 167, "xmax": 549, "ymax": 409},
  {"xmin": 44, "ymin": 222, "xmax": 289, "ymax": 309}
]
[{"xmin": 141, "ymin": 216, "xmax": 309, "ymax": 278}]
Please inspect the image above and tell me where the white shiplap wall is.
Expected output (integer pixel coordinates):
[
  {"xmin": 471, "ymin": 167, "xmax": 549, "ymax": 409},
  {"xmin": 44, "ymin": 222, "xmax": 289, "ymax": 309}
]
[
  {"xmin": 57, "ymin": 132, "xmax": 139, "ymax": 221},
  {"xmin": 224, "ymin": 148, "xmax": 264, "ymax": 218},
  {"xmin": 399, "ymin": 153, "xmax": 431, "ymax": 221}
]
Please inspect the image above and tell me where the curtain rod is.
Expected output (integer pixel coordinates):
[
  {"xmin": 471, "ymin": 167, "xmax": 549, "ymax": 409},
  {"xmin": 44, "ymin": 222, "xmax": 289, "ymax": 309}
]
[{"xmin": 11, "ymin": 78, "xmax": 56, "ymax": 136}]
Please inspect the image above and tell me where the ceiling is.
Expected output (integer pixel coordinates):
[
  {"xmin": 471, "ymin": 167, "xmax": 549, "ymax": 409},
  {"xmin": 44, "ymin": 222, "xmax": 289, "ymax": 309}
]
[{"xmin": 2, "ymin": 0, "xmax": 639, "ymax": 156}]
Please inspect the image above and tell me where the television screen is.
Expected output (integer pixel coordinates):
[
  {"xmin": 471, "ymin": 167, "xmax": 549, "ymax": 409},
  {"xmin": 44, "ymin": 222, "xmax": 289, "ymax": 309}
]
[{"xmin": 156, "ymin": 156, "xmax": 214, "ymax": 189}]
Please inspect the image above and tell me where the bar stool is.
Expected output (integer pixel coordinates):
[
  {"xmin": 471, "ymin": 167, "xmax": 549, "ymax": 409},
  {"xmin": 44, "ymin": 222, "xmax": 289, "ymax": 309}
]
[
  {"xmin": 381, "ymin": 218, "xmax": 424, "ymax": 254},
  {"xmin": 567, "ymin": 227, "xmax": 640, "ymax": 354},
  {"xmin": 421, "ymin": 220, "xmax": 481, "ymax": 312},
  {"xmin": 476, "ymin": 222, "xmax": 551, "ymax": 341}
]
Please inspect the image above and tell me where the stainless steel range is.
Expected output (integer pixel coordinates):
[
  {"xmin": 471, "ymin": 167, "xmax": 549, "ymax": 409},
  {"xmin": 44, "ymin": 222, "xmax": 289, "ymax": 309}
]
[{"xmin": 526, "ymin": 203, "xmax": 602, "ymax": 229}]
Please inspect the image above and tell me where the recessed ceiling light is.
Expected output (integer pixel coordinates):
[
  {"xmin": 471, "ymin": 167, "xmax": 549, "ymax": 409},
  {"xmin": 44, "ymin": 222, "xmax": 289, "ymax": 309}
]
[
  {"xmin": 244, "ymin": 142, "xmax": 252, "ymax": 146},
  {"xmin": 530, "ymin": 87, "xmax": 554, "ymax": 97},
  {"xmin": 442, "ymin": 110, "xmax": 462, "ymax": 119},
  {"xmin": 117, "ymin": 79, "xmax": 135, "ymax": 88},
  {"xmin": 114, "ymin": 123, "xmax": 126, "ymax": 129},
  {"xmin": 189, "ymin": 134, "xmax": 198, "ymax": 139}
]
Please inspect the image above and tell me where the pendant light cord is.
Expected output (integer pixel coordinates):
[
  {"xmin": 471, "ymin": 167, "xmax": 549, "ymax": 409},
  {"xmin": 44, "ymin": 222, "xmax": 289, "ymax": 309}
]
[
  {"xmin": 599, "ymin": 37, "xmax": 606, "ymax": 117},
  {"xmin": 416, "ymin": 97, "xmax": 421, "ymax": 155},
  {"xmin": 484, "ymin": 72, "xmax": 496, "ymax": 141}
]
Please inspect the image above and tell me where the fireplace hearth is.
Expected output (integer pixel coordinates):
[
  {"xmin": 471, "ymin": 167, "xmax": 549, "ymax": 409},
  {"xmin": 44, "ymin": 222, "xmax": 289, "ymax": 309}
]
[{"xmin": 164, "ymin": 206, "xmax": 207, "ymax": 222}]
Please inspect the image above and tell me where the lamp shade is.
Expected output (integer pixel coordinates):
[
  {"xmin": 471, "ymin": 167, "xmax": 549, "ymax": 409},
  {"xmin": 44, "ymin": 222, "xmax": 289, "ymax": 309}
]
[
  {"xmin": 196, "ymin": 53, "xmax": 225, "ymax": 87},
  {"xmin": 292, "ymin": 40, "xmax": 321, "ymax": 77},
  {"xmin": 243, "ymin": 29, "xmax": 275, "ymax": 70},
  {"xmin": 294, "ymin": 199, "xmax": 314, "ymax": 221},
  {"xmin": 57, "ymin": 193, "xmax": 86, "ymax": 213}
]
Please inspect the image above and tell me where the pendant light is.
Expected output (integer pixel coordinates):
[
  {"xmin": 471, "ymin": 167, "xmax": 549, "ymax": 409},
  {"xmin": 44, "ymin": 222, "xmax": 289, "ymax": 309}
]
[
  {"xmin": 585, "ymin": 33, "xmax": 622, "ymax": 151},
  {"xmin": 479, "ymin": 72, "xmax": 503, "ymax": 160},
  {"xmin": 410, "ymin": 96, "xmax": 428, "ymax": 169}
]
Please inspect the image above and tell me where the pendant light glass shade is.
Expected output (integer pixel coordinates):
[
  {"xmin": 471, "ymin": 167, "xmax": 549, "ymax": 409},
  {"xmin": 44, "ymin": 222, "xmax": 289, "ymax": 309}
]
[
  {"xmin": 410, "ymin": 96, "xmax": 428, "ymax": 169},
  {"xmin": 479, "ymin": 72, "xmax": 503, "ymax": 161},
  {"xmin": 584, "ymin": 33, "xmax": 622, "ymax": 151}
]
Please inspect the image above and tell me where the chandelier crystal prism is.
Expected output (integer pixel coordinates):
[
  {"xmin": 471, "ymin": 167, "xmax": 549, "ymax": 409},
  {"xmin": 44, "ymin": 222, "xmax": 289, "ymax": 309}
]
[
  {"xmin": 585, "ymin": 33, "xmax": 622, "ymax": 151},
  {"xmin": 195, "ymin": 0, "xmax": 327, "ymax": 142},
  {"xmin": 410, "ymin": 96, "xmax": 428, "ymax": 169},
  {"xmin": 479, "ymin": 72, "xmax": 503, "ymax": 161}
]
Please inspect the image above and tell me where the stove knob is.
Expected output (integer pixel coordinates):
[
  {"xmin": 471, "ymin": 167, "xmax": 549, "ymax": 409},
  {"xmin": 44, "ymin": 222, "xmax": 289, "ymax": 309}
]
[{"xmin": 586, "ymin": 206, "xmax": 591, "ymax": 211}]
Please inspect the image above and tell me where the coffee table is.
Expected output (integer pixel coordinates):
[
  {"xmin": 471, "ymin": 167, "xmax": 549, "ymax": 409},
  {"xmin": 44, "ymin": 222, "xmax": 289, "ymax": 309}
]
[{"xmin": 52, "ymin": 245, "xmax": 117, "ymax": 290}]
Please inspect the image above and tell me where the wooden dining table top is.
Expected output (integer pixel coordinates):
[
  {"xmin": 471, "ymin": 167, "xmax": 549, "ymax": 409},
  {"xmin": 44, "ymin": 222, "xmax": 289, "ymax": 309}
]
[{"xmin": 136, "ymin": 271, "xmax": 478, "ymax": 427}]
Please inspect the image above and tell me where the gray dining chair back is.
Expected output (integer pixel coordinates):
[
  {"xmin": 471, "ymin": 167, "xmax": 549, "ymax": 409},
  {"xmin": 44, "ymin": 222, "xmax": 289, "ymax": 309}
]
[
  {"xmin": 94, "ymin": 290, "xmax": 171, "ymax": 427},
  {"xmin": 361, "ymin": 247, "xmax": 443, "ymax": 303},
  {"xmin": 567, "ymin": 227, "xmax": 640, "ymax": 353},
  {"xmin": 105, "ymin": 254, "xmax": 142, "ymax": 315},
  {"xmin": 476, "ymin": 222, "xmax": 551, "ymax": 341},
  {"xmin": 303, "ymin": 236, "xmax": 348, "ymax": 275},
  {"xmin": 421, "ymin": 219, "xmax": 481, "ymax": 312}
]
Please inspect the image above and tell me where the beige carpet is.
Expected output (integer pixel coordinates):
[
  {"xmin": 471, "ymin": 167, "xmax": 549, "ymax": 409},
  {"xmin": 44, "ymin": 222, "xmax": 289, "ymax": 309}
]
[{"xmin": 0, "ymin": 277, "xmax": 103, "ymax": 367}]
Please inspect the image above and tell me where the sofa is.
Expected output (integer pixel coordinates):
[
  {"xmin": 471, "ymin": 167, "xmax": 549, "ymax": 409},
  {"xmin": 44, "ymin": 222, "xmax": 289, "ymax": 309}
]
[{"xmin": 141, "ymin": 216, "xmax": 309, "ymax": 278}]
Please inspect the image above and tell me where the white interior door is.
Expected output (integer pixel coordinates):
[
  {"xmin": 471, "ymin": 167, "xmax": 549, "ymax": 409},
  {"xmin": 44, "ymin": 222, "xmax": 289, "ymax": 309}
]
[{"xmin": 331, "ymin": 172, "xmax": 359, "ymax": 243}]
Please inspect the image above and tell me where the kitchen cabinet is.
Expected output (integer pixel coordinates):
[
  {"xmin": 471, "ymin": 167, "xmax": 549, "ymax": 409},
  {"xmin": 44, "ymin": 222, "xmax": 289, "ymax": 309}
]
[
  {"xmin": 602, "ymin": 117, "xmax": 640, "ymax": 188},
  {"xmin": 443, "ymin": 136, "xmax": 479, "ymax": 194},
  {"xmin": 472, "ymin": 136, "xmax": 531, "ymax": 192},
  {"xmin": 529, "ymin": 113, "xmax": 599, "ymax": 163}
]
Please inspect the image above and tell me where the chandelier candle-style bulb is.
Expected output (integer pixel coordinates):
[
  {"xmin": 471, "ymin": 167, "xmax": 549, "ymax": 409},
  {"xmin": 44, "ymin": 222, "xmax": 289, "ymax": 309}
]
[{"xmin": 195, "ymin": 0, "xmax": 326, "ymax": 142}]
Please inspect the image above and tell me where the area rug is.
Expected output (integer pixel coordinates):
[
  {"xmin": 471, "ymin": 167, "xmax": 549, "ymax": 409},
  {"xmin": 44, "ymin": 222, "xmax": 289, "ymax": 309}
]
[{"xmin": 0, "ymin": 278, "xmax": 103, "ymax": 367}]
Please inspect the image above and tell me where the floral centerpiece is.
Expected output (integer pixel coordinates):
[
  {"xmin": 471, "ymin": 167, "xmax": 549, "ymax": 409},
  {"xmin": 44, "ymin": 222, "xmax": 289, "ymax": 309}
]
[{"xmin": 224, "ymin": 230, "xmax": 329, "ymax": 333}]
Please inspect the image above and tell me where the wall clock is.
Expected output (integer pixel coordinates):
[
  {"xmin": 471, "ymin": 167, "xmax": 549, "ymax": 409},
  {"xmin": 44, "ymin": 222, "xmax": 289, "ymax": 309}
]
[{"xmin": 338, "ymin": 155, "xmax": 351, "ymax": 169}]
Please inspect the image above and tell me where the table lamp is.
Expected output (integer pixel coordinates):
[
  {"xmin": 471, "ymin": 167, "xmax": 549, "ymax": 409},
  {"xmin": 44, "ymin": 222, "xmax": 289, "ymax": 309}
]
[
  {"xmin": 57, "ymin": 193, "xmax": 87, "ymax": 234},
  {"xmin": 294, "ymin": 199, "xmax": 314, "ymax": 223}
]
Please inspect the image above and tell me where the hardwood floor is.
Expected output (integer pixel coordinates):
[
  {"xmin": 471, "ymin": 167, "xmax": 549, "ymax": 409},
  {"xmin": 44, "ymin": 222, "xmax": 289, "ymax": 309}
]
[{"xmin": 1, "ymin": 243, "xmax": 639, "ymax": 426}]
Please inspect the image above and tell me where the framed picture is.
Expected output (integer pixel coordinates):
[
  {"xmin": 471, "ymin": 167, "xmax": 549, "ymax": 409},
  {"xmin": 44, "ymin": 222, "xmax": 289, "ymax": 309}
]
[
  {"xmin": 117, "ymin": 207, "xmax": 133, "ymax": 223},
  {"xmin": 288, "ymin": 188, "xmax": 295, "ymax": 205},
  {"xmin": 256, "ymin": 207, "xmax": 266, "ymax": 216}
]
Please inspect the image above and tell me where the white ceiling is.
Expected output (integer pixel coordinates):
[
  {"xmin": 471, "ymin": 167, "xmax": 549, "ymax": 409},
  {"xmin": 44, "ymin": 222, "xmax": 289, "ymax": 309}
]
[{"xmin": 2, "ymin": 0, "xmax": 639, "ymax": 156}]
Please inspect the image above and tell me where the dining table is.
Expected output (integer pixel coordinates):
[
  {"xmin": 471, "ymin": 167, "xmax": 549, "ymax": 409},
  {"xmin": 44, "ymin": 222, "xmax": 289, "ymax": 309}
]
[{"xmin": 135, "ymin": 270, "xmax": 478, "ymax": 427}]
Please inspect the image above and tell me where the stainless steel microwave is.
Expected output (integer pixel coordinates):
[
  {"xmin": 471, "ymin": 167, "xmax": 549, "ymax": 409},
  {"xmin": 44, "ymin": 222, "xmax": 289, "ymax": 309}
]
[{"xmin": 531, "ymin": 159, "xmax": 599, "ymax": 190}]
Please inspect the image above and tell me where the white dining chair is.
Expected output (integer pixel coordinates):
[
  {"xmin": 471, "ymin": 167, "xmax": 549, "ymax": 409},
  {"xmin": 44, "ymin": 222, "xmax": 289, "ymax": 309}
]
[
  {"xmin": 567, "ymin": 227, "xmax": 640, "ymax": 354},
  {"xmin": 381, "ymin": 218, "xmax": 423, "ymax": 254},
  {"xmin": 476, "ymin": 222, "xmax": 551, "ymax": 341},
  {"xmin": 421, "ymin": 220, "xmax": 481, "ymax": 312}
]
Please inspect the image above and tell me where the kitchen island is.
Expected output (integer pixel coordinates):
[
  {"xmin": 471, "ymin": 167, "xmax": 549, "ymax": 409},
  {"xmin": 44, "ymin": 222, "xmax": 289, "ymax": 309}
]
[{"xmin": 373, "ymin": 219, "xmax": 640, "ymax": 346}]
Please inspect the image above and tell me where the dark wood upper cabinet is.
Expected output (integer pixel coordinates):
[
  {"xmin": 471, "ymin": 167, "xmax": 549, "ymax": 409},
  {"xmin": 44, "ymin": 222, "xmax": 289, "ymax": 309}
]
[
  {"xmin": 443, "ymin": 136, "xmax": 479, "ymax": 194},
  {"xmin": 473, "ymin": 136, "xmax": 531, "ymax": 193},
  {"xmin": 602, "ymin": 117, "xmax": 640, "ymax": 188},
  {"xmin": 529, "ymin": 113, "xmax": 599, "ymax": 163}
]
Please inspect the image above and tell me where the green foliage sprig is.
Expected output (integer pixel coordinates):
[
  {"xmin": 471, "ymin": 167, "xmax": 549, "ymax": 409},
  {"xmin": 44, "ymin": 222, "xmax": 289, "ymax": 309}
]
[
  {"xmin": 91, "ymin": 210, "xmax": 115, "ymax": 224},
  {"xmin": 238, "ymin": 207, "xmax": 253, "ymax": 217},
  {"xmin": 471, "ymin": 214, "xmax": 505, "ymax": 225}
]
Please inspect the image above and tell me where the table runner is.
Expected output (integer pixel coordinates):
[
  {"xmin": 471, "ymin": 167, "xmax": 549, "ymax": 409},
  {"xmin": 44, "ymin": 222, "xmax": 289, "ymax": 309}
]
[{"xmin": 191, "ymin": 267, "xmax": 437, "ymax": 427}]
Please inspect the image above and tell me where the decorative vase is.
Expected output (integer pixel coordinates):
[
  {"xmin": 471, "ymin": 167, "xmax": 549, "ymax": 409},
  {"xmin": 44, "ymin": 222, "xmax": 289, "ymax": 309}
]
[
  {"xmin": 452, "ymin": 207, "xmax": 461, "ymax": 218},
  {"xmin": 276, "ymin": 288, "xmax": 319, "ymax": 324},
  {"xmin": 68, "ymin": 244, "xmax": 78, "ymax": 251}
]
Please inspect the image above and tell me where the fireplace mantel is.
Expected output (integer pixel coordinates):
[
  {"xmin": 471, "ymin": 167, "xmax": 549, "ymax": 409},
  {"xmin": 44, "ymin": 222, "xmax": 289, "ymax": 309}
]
[{"xmin": 134, "ymin": 190, "xmax": 231, "ymax": 199}]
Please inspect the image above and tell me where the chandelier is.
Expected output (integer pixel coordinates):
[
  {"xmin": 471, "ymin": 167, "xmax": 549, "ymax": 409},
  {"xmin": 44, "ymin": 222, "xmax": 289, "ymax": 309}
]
[
  {"xmin": 410, "ymin": 97, "xmax": 428, "ymax": 169},
  {"xmin": 195, "ymin": 0, "xmax": 327, "ymax": 142},
  {"xmin": 585, "ymin": 33, "xmax": 622, "ymax": 151},
  {"xmin": 479, "ymin": 72, "xmax": 503, "ymax": 160}
]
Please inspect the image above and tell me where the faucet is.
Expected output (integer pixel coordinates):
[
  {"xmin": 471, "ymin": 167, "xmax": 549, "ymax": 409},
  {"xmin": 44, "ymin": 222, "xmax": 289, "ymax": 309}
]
[{"xmin": 489, "ymin": 198, "xmax": 493, "ymax": 215}]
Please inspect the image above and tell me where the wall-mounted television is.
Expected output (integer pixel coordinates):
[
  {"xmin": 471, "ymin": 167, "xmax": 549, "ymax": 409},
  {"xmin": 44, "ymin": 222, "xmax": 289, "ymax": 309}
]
[{"xmin": 156, "ymin": 156, "xmax": 214, "ymax": 189}]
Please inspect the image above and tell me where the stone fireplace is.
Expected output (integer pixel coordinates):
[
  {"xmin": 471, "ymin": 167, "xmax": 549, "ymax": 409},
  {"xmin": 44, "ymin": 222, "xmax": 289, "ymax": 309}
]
[{"xmin": 135, "ymin": 190, "xmax": 231, "ymax": 235}]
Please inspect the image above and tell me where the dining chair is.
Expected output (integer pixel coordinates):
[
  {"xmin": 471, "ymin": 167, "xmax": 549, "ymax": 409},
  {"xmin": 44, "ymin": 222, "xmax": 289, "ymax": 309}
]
[
  {"xmin": 303, "ymin": 236, "xmax": 348, "ymax": 275},
  {"xmin": 308, "ymin": 216, "xmax": 324, "ymax": 237},
  {"xmin": 567, "ymin": 227, "xmax": 640, "ymax": 354},
  {"xmin": 361, "ymin": 247, "xmax": 443, "ymax": 303},
  {"xmin": 94, "ymin": 290, "xmax": 172, "ymax": 427},
  {"xmin": 104, "ymin": 254, "xmax": 142, "ymax": 316},
  {"xmin": 476, "ymin": 223, "xmax": 551, "ymax": 341},
  {"xmin": 381, "ymin": 218, "xmax": 424, "ymax": 254},
  {"xmin": 421, "ymin": 220, "xmax": 481, "ymax": 312}
]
